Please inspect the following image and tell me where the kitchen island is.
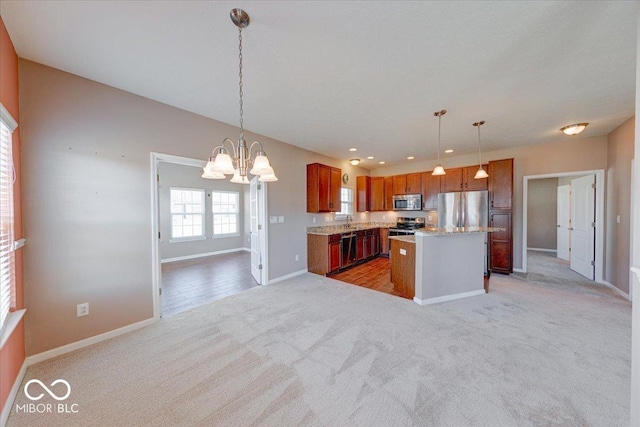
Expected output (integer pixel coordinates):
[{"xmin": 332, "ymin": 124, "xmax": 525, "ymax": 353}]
[{"xmin": 390, "ymin": 227, "xmax": 502, "ymax": 305}]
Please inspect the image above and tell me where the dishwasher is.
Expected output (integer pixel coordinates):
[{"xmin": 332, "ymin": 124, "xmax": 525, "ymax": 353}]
[{"xmin": 341, "ymin": 232, "xmax": 357, "ymax": 268}]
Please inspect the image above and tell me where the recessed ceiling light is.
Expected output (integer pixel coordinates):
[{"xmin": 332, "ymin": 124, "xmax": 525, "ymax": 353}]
[
  {"xmin": 560, "ymin": 123, "xmax": 588, "ymax": 136},
  {"xmin": 349, "ymin": 148, "xmax": 357, "ymax": 152},
  {"xmin": 444, "ymin": 149, "xmax": 454, "ymax": 154},
  {"xmin": 407, "ymin": 156, "xmax": 415, "ymax": 160},
  {"xmin": 367, "ymin": 156, "xmax": 374, "ymax": 160},
  {"xmin": 379, "ymin": 161, "xmax": 386, "ymax": 165}
]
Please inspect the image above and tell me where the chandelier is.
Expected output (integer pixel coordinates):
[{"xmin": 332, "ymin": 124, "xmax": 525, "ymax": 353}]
[
  {"xmin": 473, "ymin": 121, "xmax": 489, "ymax": 179},
  {"xmin": 202, "ymin": 9, "xmax": 277, "ymax": 184}
]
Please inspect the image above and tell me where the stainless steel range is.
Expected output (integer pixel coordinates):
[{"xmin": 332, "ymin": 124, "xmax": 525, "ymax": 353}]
[{"xmin": 388, "ymin": 217, "xmax": 427, "ymax": 236}]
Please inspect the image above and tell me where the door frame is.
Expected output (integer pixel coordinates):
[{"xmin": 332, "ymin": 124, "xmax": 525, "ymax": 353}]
[
  {"xmin": 149, "ymin": 152, "xmax": 269, "ymax": 319},
  {"xmin": 250, "ymin": 176, "xmax": 269, "ymax": 286},
  {"xmin": 521, "ymin": 169, "xmax": 605, "ymax": 283}
]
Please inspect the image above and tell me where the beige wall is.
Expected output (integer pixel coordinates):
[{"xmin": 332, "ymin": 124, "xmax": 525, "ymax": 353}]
[
  {"xmin": 158, "ymin": 162, "xmax": 246, "ymax": 261},
  {"xmin": 19, "ymin": 60, "xmax": 369, "ymax": 355},
  {"xmin": 371, "ymin": 135, "xmax": 609, "ymax": 272},
  {"xmin": 527, "ymin": 178, "xmax": 558, "ymax": 251},
  {"xmin": 606, "ymin": 117, "xmax": 634, "ymax": 294}
]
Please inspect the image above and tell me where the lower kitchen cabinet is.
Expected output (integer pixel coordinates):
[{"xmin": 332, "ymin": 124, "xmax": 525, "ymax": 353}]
[
  {"xmin": 379, "ymin": 228, "xmax": 389, "ymax": 256},
  {"xmin": 390, "ymin": 239, "xmax": 415, "ymax": 299},
  {"xmin": 329, "ymin": 240, "xmax": 341, "ymax": 272},
  {"xmin": 308, "ymin": 228, "xmax": 382, "ymax": 276},
  {"xmin": 308, "ymin": 233, "xmax": 342, "ymax": 275},
  {"xmin": 489, "ymin": 212, "xmax": 512, "ymax": 273}
]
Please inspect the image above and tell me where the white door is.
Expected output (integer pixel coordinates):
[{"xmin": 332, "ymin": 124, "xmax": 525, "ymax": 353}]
[
  {"xmin": 556, "ymin": 184, "xmax": 571, "ymax": 261},
  {"xmin": 250, "ymin": 178, "xmax": 261, "ymax": 284},
  {"xmin": 570, "ymin": 175, "xmax": 595, "ymax": 279}
]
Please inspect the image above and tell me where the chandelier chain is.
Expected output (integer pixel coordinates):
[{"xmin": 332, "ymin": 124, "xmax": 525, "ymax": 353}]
[{"xmin": 238, "ymin": 27, "xmax": 244, "ymax": 139}]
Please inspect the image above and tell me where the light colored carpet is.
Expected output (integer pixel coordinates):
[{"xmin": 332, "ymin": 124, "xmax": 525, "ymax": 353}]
[{"xmin": 8, "ymin": 269, "xmax": 631, "ymax": 426}]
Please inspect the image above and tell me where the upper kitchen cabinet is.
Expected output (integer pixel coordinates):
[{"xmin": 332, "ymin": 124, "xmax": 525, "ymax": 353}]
[
  {"xmin": 307, "ymin": 163, "xmax": 341, "ymax": 212},
  {"xmin": 488, "ymin": 158, "xmax": 513, "ymax": 210},
  {"xmin": 384, "ymin": 177, "xmax": 394, "ymax": 210},
  {"xmin": 462, "ymin": 165, "xmax": 488, "ymax": 191},
  {"xmin": 371, "ymin": 177, "xmax": 385, "ymax": 211},
  {"xmin": 440, "ymin": 167, "xmax": 463, "ymax": 192},
  {"xmin": 421, "ymin": 172, "xmax": 441, "ymax": 210},
  {"xmin": 393, "ymin": 173, "xmax": 421, "ymax": 195},
  {"xmin": 356, "ymin": 176, "xmax": 371, "ymax": 212}
]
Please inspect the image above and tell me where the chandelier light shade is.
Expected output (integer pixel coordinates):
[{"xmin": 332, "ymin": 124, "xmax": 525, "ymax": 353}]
[
  {"xmin": 473, "ymin": 121, "xmax": 489, "ymax": 180},
  {"xmin": 203, "ymin": 9, "xmax": 277, "ymax": 184},
  {"xmin": 560, "ymin": 123, "xmax": 588, "ymax": 136},
  {"xmin": 350, "ymin": 159, "xmax": 360, "ymax": 166},
  {"xmin": 432, "ymin": 110, "xmax": 447, "ymax": 176}
]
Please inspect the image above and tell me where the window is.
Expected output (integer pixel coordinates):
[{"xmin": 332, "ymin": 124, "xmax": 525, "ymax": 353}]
[
  {"xmin": 212, "ymin": 191, "xmax": 239, "ymax": 236},
  {"xmin": 0, "ymin": 107, "xmax": 17, "ymax": 332},
  {"xmin": 336, "ymin": 187, "xmax": 353, "ymax": 218},
  {"xmin": 170, "ymin": 188, "xmax": 205, "ymax": 240}
]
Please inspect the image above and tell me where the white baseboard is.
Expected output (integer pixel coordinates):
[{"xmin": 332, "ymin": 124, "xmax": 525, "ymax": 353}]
[
  {"xmin": 242, "ymin": 247, "xmax": 250, "ymax": 252},
  {"xmin": 268, "ymin": 269, "xmax": 308, "ymax": 285},
  {"xmin": 527, "ymin": 248, "xmax": 557, "ymax": 253},
  {"xmin": 512, "ymin": 268, "xmax": 526, "ymax": 273},
  {"xmin": 161, "ymin": 248, "xmax": 246, "ymax": 264},
  {"xmin": 414, "ymin": 289, "xmax": 486, "ymax": 305},
  {"xmin": 0, "ymin": 359, "xmax": 27, "ymax": 427},
  {"xmin": 600, "ymin": 280, "xmax": 631, "ymax": 301},
  {"xmin": 26, "ymin": 317, "xmax": 157, "ymax": 366}
]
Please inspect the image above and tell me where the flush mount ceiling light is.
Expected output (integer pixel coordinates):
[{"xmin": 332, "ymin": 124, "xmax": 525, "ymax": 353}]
[
  {"xmin": 407, "ymin": 156, "xmax": 415, "ymax": 160},
  {"xmin": 473, "ymin": 120, "xmax": 489, "ymax": 179},
  {"xmin": 560, "ymin": 123, "xmax": 589, "ymax": 136},
  {"xmin": 349, "ymin": 148, "xmax": 358, "ymax": 152},
  {"xmin": 367, "ymin": 156, "xmax": 374, "ymax": 160},
  {"xmin": 432, "ymin": 109, "xmax": 447, "ymax": 176},
  {"xmin": 444, "ymin": 149, "xmax": 454, "ymax": 154},
  {"xmin": 350, "ymin": 158, "xmax": 360, "ymax": 165},
  {"xmin": 379, "ymin": 161, "xmax": 386, "ymax": 165},
  {"xmin": 202, "ymin": 8, "xmax": 277, "ymax": 183}
]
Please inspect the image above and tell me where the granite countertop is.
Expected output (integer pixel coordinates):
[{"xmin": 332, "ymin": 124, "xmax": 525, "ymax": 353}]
[
  {"xmin": 307, "ymin": 222, "xmax": 396, "ymax": 236},
  {"xmin": 389, "ymin": 235, "xmax": 415, "ymax": 243},
  {"xmin": 416, "ymin": 226, "xmax": 504, "ymax": 236}
]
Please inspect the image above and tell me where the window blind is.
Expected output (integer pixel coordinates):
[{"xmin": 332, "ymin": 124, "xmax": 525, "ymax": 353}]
[{"xmin": 0, "ymin": 117, "xmax": 15, "ymax": 331}]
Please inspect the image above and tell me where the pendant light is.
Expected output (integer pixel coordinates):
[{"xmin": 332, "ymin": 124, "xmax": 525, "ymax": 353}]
[
  {"xmin": 203, "ymin": 9, "xmax": 278, "ymax": 184},
  {"xmin": 432, "ymin": 110, "xmax": 447, "ymax": 176},
  {"xmin": 473, "ymin": 121, "xmax": 489, "ymax": 179}
]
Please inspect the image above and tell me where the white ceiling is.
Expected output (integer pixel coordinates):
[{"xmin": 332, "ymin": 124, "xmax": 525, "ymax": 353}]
[{"xmin": 1, "ymin": 1, "xmax": 636, "ymax": 169}]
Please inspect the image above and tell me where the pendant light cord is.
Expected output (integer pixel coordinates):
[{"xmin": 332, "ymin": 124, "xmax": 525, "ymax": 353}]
[
  {"xmin": 477, "ymin": 124, "xmax": 482, "ymax": 166},
  {"xmin": 238, "ymin": 27, "xmax": 244, "ymax": 140},
  {"xmin": 437, "ymin": 114, "xmax": 442, "ymax": 165}
]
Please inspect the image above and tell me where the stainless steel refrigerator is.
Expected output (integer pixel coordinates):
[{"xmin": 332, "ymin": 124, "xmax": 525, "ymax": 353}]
[{"xmin": 438, "ymin": 190, "xmax": 489, "ymax": 273}]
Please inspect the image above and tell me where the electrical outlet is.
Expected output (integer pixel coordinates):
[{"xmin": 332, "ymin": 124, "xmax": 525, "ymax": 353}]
[
  {"xmin": 312, "ymin": 217, "xmax": 316, "ymax": 223},
  {"xmin": 382, "ymin": 215, "xmax": 386, "ymax": 220},
  {"xmin": 617, "ymin": 215, "xmax": 621, "ymax": 224},
  {"xmin": 428, "ymin": 215, "xmax": 433, "ymax": 221},
  {"xmin": 295, "ymin": 254, "xmax": 299, "ymax": 261},
  {"xmin": 77, "ymin": 303, "xmax": 89, "ymax": 317}
]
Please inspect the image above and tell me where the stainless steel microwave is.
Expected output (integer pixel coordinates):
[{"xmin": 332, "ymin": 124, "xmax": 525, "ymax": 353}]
[{"xmin": 392, "ymin": 194, "xmax": 422, "ymax": 211}]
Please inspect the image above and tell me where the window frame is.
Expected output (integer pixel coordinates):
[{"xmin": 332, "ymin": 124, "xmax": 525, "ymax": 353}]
[
  {"xmin": 169, "ymin": 187, "xmax": 206, "ymax": 242},
  {"xmin": 211, "ymin": 190, "xmax": 240, "ymax": 238},
  {"xmin": 335, "ymin": 187, "xmax": 354, "ymax": 220}
]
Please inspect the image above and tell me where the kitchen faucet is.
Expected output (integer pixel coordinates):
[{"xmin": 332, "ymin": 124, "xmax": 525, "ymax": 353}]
[{"xmin": 346, "ymin": 215, "xmax": 352, "ymax": 227}]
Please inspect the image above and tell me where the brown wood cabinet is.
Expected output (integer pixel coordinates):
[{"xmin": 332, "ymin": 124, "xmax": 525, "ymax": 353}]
[
  {"xmin": 488, "ymin": 159, "xmax": 513, "ymax": 210},
  {"xmin": 384, "ymin": 177, "xmax": 393, "ymax": 210},
  {"xmin": 371, "ymin": 177, "xmax": 385, "ymax": 211},
  {"xmin": 462, "ymin": 165, "xmax": 488, "ymax": 191},
  {"xmin": 356, "ymin": 176, "xmax": 371, "ymax": 212},
  {"xmin": 380, "ymin": 228, "xmax": 389, "ymax": 256},
  {"xmin": 307, "ymin": 163, "xmax": 341, "ymax": 213},
  {"xmin": 390, "ymin": 239, "xmax": 415, "ymax": 299},
  {"xmin": 392, "ymin": 175, "xmax": 407, "ymax": 195},
  {"xmin": 308, "ymin": 233, "xmax": 342, "ymax": 275},
  {"xmin": 406, "ymin": 173, "xmax": 422, "ymax": 194},
  {"xmin": 421, "ymin": 172, "xmax": 441, "ymax": 210},
  {"xmin": 489, "ymin": 212, "xmax": 512, "ymax": 273},
  {"xmin": 440, "ymin": 167, "xmax": 464, "ymax": 192},
  {"xmin": 488, "ymin": 158, "xmax": 514, "ymax": 274}
]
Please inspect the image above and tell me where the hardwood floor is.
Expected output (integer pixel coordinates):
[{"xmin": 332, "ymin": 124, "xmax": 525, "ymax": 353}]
[
  {"xmin": 331, "ymin": 257, "xmax": 410, "ymax": 299},
  {"xmin": 161, "ymin": 251, "xmax": 258, "ymax": 316}
]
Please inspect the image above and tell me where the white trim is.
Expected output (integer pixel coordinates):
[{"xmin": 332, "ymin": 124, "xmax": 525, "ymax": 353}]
[
  {"xmin": 161, "ymin": 247, "xmax": 246, "ymax": 264},
  {"xmin": 512, "ymin": 268, "xmax": 526, "ymax": 273},
  {"xmin": 631, "ymin": 267, "xmax": 640, "ymax": 303},
  {"xmin": 12, "ymin": 238, "xmax": 26, "ymax": 251},
  {"xmin": 242, "ymin": 247, "xmax": 250, "ymax": 252},
  {"xmin": 211, "ymin": 232, "xmax": 241, "ymax": 239},
  {"xmin": 522, "ymin": 169, "xmax": 605, "ymax": 282},
  {"xmin": 0, "ymin": 309, "xmax": 25, "ymax": 350},
  {"xmin": 527, "ymin": 248, "xmax": 557, "ymax": 253},
  {"xmin": 26, "ymin": 317, "xmax": 157, "ymax": 366},
  {"xmin": 169, "ymin": 236, "xmax": 207, "ymax": 243},
  {"xmin": 413, "ymin": 289, "xmax": 486, "ymax": 305},
  {"xmin": 268, "ymin": 269, "xmax": 308, "ymax": 285},
  {"xmin": 0, "ymin": 104, "xmax": 18, "ymax": 131},
  {"xmin": 600, "ymin": 280, "xmax": 631, "ymax": 301},
  {"xmin": 0, "ymin": 359, "xmax": 27, "ymax": 427}
]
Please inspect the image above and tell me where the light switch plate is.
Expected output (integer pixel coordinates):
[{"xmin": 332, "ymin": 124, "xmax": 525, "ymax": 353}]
[
  {"xmin": 269, "ymin": 216, "xmax": 277, "ymax": 223},
  {"xmin": 400, "ymin": 249, "xmax": 406, "ymax": 256},
  {"xmin": 278, "ymin": 216, "xmax": 284, "ymax": 223}
]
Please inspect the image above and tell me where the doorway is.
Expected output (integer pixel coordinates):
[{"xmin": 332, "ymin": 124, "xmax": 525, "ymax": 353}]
[
  {"xmin": 150, "ymin": 152, "xmax": 269, "ymax": 318},
  {"xmin": 522, "ymin": 169, "xmax": 605, "ymax": 283}
]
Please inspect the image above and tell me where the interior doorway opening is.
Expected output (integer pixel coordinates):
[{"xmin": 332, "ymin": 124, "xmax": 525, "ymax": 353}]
[
  {"xmin": 150, "ymin": 152, "xmax": 269, "ymax": 319},
  {"xmin": 522, "ymin": 169, "xmax": 605, "ymax": 283}
]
